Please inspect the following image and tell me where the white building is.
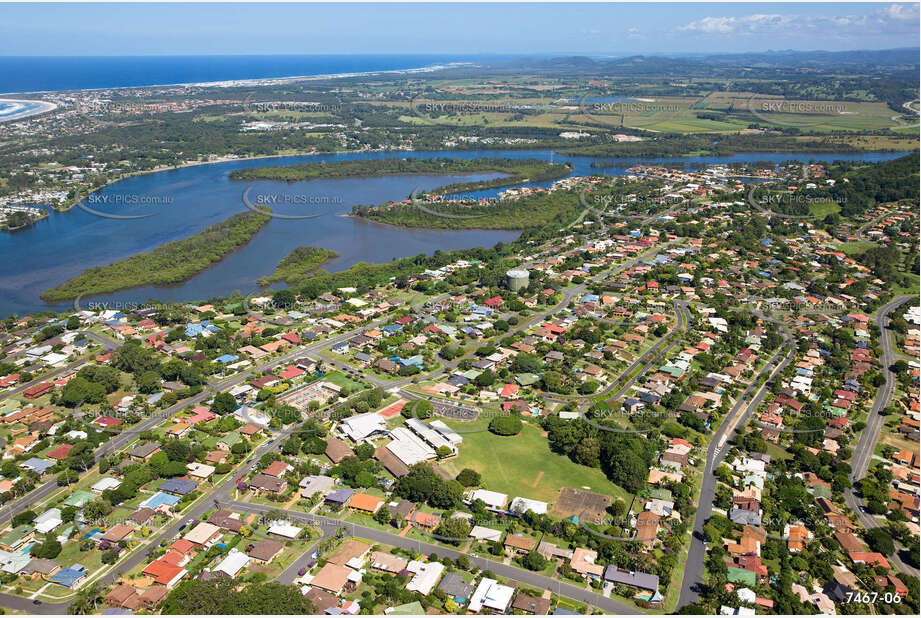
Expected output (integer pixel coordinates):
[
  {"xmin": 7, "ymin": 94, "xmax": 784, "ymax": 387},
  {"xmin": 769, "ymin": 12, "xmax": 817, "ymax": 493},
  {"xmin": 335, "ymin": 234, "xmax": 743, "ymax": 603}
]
[
  {"xmin": 338, "ymin": 412, "xmax": 387, "ymax": 442},
  {"xmin": 509, "ymin": 497, "xmax": 548, "ymax": 516},
  {"xmin": 405, "ymin": 561, "xmax": 445, "ymax": 595},
  {"xmin": 214, "ymin": 549, "xmax": 250, "ymax": 578},
  {"xmin": 469, "ymin": 578, "xmax": 515, "ymax": 613},
  {"xmin": 469, "ymin": 489, "xmax": 508, "ymax": 511}
]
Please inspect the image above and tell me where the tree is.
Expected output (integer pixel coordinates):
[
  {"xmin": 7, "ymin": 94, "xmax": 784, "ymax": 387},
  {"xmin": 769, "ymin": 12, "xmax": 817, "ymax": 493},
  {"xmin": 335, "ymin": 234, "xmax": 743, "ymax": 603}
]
[
  {"xmin": 101, "ymin": 548, "xmax": 120, "ymax": 565},
  {"xmin": 433, "ymin": 517, "xmax": 472, "ymax": 545},
  {"xmin": 512, "ymin": 353, "xmax": 542, "ymax": 373},
  {"xmin": 865, "ymin": 528, "xmax": 895, "ymax": 556},
  {"xmin": 211, "ymin": 392, "xmax": 238, "ymax": 415},
  {"xmin": 521, "ymin": 550, "xmax": 548, "ymax": 571},
  {"xmin": 31, "ymin": 534, "xmax": 62, "ymax": 559},
  {"xmin": 456, "ymin": 468, "xmax": 481, "ymax": 487},
  {"xmin": 475, "ymin": 372, "xmax": 495, "ymax": 387},
  {"xmin": 281, "ymin": 437, "xmax": 301, "ymax": 456},
  {"xmin": 401, "ymin": 400, "xmax": 433, "ymax": 419},
  {"xmin": 12, "ymin": 510, "xmax": 36, "ymax": 527},
  {"xmin": 272, "ymin": 289, "xmax": 296, "ymax": 308},
  {"xmin": 60, "ymin": 377, "xmax": 106, "ymax": 406},
  {"xmin": 163, "ymin": 440, "xmax": 191, "ymax": 463},
  {"xmin": 374, "ymin": 506, "xmax": 391, "ymax": 526},
  {"xmin": 68, "ymin": 584, "xmax": 103, "ymax": 615},
  {"xmin": 354, "ymin": 443, "xmax": 374, "ymax": 460},
  {"xmin": 136, "ymin": 370, "xmax": 162, "ymax": 394},
  {"xmin": 302, "ymin": 437, "xmax": 327, "ymax": 455},
  {"xmin": 435, "ymin": 445, "xmax": 452, "ymax": 459},
  {"xmin": 489, "ymin": 415, "xmax": 522, "ymax": 436}
]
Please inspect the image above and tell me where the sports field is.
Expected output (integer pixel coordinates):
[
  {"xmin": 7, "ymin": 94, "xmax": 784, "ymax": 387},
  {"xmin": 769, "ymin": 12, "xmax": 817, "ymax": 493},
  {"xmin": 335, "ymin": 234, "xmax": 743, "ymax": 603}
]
[{"xmin": 437, "ymin": 415, "xmax": 632, "ymax": 504}]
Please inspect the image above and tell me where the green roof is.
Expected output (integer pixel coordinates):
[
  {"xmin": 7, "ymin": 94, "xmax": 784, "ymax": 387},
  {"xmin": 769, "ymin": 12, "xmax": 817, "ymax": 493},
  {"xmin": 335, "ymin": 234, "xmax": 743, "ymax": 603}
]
[
  {"xmin": 62, "ymin": 490, "xmax": 94, "ymax": 508},
  {"xmin": 810, "ymin": 485, "xmax": 832, "ymax": 499},
  {"xmin": 390, "ymin": 602, "xmax": 425, "ymax": 615},
  {"xmin": 726, "ymin": 567, "xmax": 756, "ymax": 586},
  {"xmin": 515, "ymin": 373, "xmax": 540, "ymax": 386},
  {"xmin": 219, "ymin": 431, "xmax": 243, "ymax": 446},
  {"xmin": 0, "ymin": 525, "xmax": 32, "ymax": 549},
  {"xmin": 647, "ymin": 488, "xmax": 673, "ymax": 501},
  {"xmin": 659, "ymin": 365, "xmax": 684, "ymax": 378}
]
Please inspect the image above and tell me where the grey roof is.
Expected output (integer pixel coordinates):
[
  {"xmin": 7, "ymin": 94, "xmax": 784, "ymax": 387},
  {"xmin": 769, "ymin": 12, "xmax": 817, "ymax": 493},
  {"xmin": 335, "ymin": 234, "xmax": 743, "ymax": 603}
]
[
  {"xmin": 23, "ymin": 558, "xmax": 60, "ymax": 576},
  {"xmin": 438, "ymin": 572, "xmax": 473, "ymax": 599},
  {"xmin": 129, "ymin": 442, "xmax": 160, "ymax": 458},
  {"xmin": 728, "ymin": 508, "xmax": 762, "ymax": 527},
  {"xmin": 603, "ymin": 566, "xmax": 659, "ymax": 591},
  {"xmin": 324, "ymin": 488, "xmax": 355, "ymax": 504},
  {"xmin": 20, "ymin": 458, "xmax": 55, "ymax": 474},
  {"xmin": 158, "ymin": 478, "xmax": 198, "ymax": 495}
]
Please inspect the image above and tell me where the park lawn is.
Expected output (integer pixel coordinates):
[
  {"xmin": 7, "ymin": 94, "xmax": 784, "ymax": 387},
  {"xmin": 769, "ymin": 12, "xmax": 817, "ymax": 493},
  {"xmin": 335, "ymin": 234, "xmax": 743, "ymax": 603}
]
[
  {"xmin": 764, "ymin": 442, "xmax": 793, "ymax": 462},
  {"xmin": 808, "ymin": 200, "xmax": 841, "ymax": 218},
  {"xmin": 438, "ymin": 419, "xmax": 633, "ymax": 504},
  {"xmin": 881, "ymin": 432, "xmax": 920, "ymax": 456},
  {"xmin": 892, "ymin": 273, "xmax": 920, "ymax": 297},
  {"xmin": 835, "ymin": 241, "xmax": 876, "ymax": 256},
  {"xmin": 322, "ymin": 371, "xmax": 364, "ymax": 391}
]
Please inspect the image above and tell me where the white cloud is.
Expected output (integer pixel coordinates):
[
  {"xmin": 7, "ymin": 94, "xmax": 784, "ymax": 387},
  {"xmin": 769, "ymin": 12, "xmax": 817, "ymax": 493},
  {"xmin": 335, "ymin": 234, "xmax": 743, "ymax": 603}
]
[
  {"xmin": 627, "ymin": 26, "xmax": 644, "ymax": 39},
  {"xmin": 676, "ymin": 3, "xmax": 919, "ymax": 36}
]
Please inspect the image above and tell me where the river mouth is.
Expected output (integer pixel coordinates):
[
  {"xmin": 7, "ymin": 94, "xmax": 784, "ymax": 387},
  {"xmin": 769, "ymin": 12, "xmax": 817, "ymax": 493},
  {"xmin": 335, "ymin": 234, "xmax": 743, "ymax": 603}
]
[{"xmin": 0, "ymin": 149, "xmax": 909, "ymax": 317}]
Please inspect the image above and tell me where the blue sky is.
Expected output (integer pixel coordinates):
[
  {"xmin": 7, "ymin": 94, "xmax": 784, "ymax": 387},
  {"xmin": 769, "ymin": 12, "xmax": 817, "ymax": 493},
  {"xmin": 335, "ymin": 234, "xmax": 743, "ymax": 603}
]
[{"xmin": 1, "ymin": 2, "xmax": 918, "ymax": 55}]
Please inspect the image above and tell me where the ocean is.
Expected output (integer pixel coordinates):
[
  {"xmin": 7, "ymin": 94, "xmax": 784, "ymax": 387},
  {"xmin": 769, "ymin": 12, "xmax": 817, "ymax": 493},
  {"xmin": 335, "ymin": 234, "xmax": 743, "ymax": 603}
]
[{"xmin": 0, "ymin": 54, "xmax": 507, "ymax": 94}]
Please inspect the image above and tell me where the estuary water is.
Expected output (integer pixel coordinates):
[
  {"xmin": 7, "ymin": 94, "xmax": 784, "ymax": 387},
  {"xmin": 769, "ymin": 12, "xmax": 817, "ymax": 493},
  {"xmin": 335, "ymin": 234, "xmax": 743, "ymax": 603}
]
[{"xmin": 0, "ymin": 149, "xmax": 908, "ymax": 317}]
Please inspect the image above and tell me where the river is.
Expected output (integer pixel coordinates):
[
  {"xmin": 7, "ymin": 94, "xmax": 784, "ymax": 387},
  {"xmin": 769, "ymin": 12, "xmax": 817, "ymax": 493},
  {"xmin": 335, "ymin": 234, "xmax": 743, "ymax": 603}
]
[{"xmin": 0, "ymin": 149, "xmax": 909, "ymax": 317}]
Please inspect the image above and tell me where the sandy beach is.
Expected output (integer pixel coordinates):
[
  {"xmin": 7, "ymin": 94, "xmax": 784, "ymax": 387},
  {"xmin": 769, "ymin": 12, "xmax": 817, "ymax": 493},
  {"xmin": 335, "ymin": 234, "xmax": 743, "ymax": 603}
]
[{"xmin": 0, "ymin": 98, "xmax": 58, "ymax": 122}]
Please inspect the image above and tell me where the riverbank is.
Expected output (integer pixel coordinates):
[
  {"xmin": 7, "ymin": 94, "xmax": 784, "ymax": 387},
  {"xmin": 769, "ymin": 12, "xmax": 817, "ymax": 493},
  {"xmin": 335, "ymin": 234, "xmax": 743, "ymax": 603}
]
[{"xmin": 40, "ymin": 210, "xmax": 272, "ymax": 302}]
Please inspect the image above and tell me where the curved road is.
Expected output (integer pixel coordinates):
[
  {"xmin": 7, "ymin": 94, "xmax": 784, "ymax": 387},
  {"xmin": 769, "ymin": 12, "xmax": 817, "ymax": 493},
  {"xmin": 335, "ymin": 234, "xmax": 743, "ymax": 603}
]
[
  {"xmin": 843, "ymin": 295, "xmax": 917, "ymax": 578},
  {"xmin": 677, "ymin": 322, "xmax": 796, "ymax": 609}
]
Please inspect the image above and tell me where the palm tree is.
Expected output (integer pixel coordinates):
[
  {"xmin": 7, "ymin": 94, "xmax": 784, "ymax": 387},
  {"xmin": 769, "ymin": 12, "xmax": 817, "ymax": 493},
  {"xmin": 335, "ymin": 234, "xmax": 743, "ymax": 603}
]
[{"xmin": 68, "ymin": 584, "xmax": 103, "ymax": 615}]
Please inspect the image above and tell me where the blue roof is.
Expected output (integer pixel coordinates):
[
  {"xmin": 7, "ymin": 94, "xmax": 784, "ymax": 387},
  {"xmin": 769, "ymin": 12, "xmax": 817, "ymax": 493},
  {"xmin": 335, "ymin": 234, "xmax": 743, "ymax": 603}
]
[
  {"xmin": 583, "ymin": 294, "xmax": 599, "ymax": 303},
  {"xmin": 142, "ymin": 492, "xmax": 181, "ymax": 509},
  {"xmin": 215, "ymin": 354, "xmax": 239, "ymax": 364},
  {"xmin": 158, "ymin": 478, "xmax": 198, "ymax": 495},
  {"xmin": 382, "ymin": 324, "xmax": 402, "ymax": 333},
  {"xmin": 50, "ymin": 565, "xmax": 87, "ymax": 587}
]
